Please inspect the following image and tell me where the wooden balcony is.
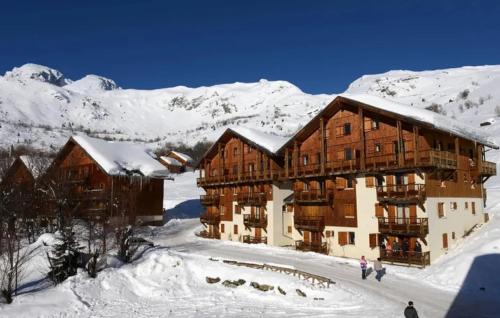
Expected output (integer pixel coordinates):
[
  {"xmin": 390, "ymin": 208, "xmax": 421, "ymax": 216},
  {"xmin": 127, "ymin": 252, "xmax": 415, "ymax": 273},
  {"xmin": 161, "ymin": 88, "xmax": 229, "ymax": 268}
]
[
  {"xmin": 295, "ymin": 240, "xmax": 328, "ymax": 254},
  {"xmin": 380, "ymin": 250, "xmax": 430, "ymax": 268},
  {"xmin": 243, "ymin": 214, "xmax": 267, "ymax": 228},
  {"xmin": 297, "ymin": 163, "xmax": 322, "ymax": 176},
  {"xmin": 326, "ymin": 159, "xmax": 360, "ymax": 174},
  {"xmin": 478, "ymin": 161, "xmax": 497, "ymax": 176},
  {"xmin": 376, "ymin": 184, "xmax": 425, "ymax": 204},
  {"xmin": 200, "ymin": 212, "xmax": 220, "ymax": 225},
  {"xmin": 365, "ymin": 150, "xmax": 457, "ymax": 172},
  {"xmin": 378, "ymin": 217, "xmax": 429, "ymax": 237},
  {"xmin": 197, "ymin": 230, "xmax": 221, "ymax": 240},
  {"xmin": 294, "ymin": 189, "xmax": 334, "ymax": 204},
  {"xmin": 200, "ymin": 194, "xmax": 220, "ymax": 206},
  {"xmin": 236, "ymin": 192, "xmax": 267, "ymax": 206},
  {"xmin": 424, "ymin": 150, "xmax": 457, "ymax": 169},
  {"xmin": 197, "ymin": 170, "xmax": 283, "ymax": 187},
  {"xmin": 294, "ymin": 215, "xmax": 325, "ymax": 232},
  {"xmin": 242, "ymin": 235, "xmax": 267, "ymax": 244}
]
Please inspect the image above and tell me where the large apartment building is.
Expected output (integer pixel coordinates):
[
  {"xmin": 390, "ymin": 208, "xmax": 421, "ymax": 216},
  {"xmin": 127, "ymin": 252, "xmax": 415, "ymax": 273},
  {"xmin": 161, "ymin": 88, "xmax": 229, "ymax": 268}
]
[{"xmin": 197, "ymin": 94, "xmax": 497, "ymax": 266}]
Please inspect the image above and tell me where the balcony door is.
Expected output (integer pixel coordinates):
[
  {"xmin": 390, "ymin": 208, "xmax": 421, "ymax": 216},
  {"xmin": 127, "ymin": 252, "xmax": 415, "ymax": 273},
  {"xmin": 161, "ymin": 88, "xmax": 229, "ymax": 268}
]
[
  {"xmin": 396, "ymin": 204, "xmax": 408, "ymax": 224},
  {"xmin": 255, "ymin": 227, "xmax": 262, "ymax": 239}
]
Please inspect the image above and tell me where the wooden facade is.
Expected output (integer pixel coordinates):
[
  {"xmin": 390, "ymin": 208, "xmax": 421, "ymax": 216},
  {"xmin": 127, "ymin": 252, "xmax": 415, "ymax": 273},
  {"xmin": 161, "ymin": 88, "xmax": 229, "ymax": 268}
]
[
  {"xmin": 197, "ymin": 96, "xmax": 497, "ymax": 266},
  {"xmin": 41, "ymin": 138, "xmax": 166, "ymax": 226}
]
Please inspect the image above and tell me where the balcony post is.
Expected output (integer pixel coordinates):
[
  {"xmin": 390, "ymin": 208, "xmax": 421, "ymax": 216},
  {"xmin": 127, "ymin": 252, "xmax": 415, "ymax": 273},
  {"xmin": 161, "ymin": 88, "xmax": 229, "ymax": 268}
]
[
  {"xmin": 238, "ymin": 140, "xmax": 243, "ymax": 181},
  {"xmin": 294, "ymin": 141, "xmax": 299, "ymax": 177},
  {"xmin": 358, "ymin": 107, "xmax": 366, "ymax": 170},
  {"xmin": 320, "ymin": 117, "xmax": 326, "ymax": 174},
  {"xmin": 285, "ymin": 148, "xmax": 289, "ymax": 178},
  {"xmin": 413, "ymin": 125, "xmax": 419, "ymax": 165},
  {"xmin": 218, "ymin": 143, "xmax": 222, "ymax": 182},
  {"xmin": 397, "ymin": 120, "xmax": 404, "ymax": 166}
]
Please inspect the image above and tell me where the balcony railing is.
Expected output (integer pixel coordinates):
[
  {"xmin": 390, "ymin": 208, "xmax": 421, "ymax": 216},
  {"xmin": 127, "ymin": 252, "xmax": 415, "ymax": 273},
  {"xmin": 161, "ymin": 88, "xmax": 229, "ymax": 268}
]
[
  {"xmin": 243, "ymin": 214, "xmax": 267, "ymax": 228},
  {"xmin": 197, "ymin": 170, "xmax": 283, "ymax": 186},
  {"xmin": 294, "ymin": 215, "xmax": 325, "ymax": 232},
  {"xmin": 294, "ymin": 189, "xmax": 334, "ymax": 204},
  {"xmin": 376, "ymin": 184, "xmax": 425, "ymax": 204},
  {"xmin": 295, "ymin": 240, "xmax": 328, "ymax": 254},
  {"xmin": 196, "ymin": 230, "xmax": 221, "ymax": 240},
  {"xmin": 365, "ymin": 150, "xmax": 457, "ymax": 171},
  {"xmin": 297, "ymin": 163, "xmax": 322, "ymax": 176},
  {"xmin": 242, "ymin": 235, "xmax": 267, "ymax": 244},
  {"xmin": 378, "ymin": 217, "xmax": 429, "ymax": 237},
  {"xmin": 236, "ymin": 192, "xmax": 267, "ymax": 206},
  {"xmin": 200, "ymin": 194, "xmax": 220, "ymax": 206},
  {"xmin": 478, "ymin": 161, "xmax": 497, "ymax": 176},
  {"xmin": 200, "ymin": 212, "xmax": 221, "ymax": 225},
  {"xmin": 327, "ymin": 159, "xmax": 360, "ymax": 174},
  {"xmin": 380, "ymin": 250, "xmax": 430, "ymax": 268}
]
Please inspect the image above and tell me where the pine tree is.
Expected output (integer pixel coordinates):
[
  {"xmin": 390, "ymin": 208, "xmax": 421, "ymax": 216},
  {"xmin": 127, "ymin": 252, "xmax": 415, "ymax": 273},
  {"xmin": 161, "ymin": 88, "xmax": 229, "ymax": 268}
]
[{"xmin": 47, "ymin": 226, "xmax": 80, "ymax": 284}]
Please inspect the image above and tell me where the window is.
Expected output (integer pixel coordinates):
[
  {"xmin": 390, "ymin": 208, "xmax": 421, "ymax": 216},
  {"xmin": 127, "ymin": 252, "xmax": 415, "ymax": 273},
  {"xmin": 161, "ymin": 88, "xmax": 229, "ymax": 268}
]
[
  {"xmin": 348, "ymin": 232, "xmax": 356, "ymax": 245},
  {"xmin": 247, "ymin": 145, "xmax": 252, "ymax": 154},
  {"xmin": 452, "ymin": 232, "xmax": 456, "ymax": 240},
  {"xmin": 344, "ymin": 148, "xmax": 353, "ymax": 160},
  {"xmin": 303, "ymin": 182, "xmax": 310, "ymax": 191},
  {"xmin": 442, "ymin": 233, "xmax": 448, "ymax": 249},
  {"xmin": 372, "ymin": 119, "xmax": 380, "ymax": 130},
  {"xmin": 374, "ymin": 143, "xmax": 382, "ymax": 153},
  {"xmin": 220, "ymin": 205, "xmax": 226, "ymax": 216},
  {"xmin": 471, "ymin": 202, "xmax": 476, "ymax": 215},
  {"xmin": 316, "ymin": 152, "xmax": 321, "ymax": 164},
  {"xmin": 346, "ymin": 176, "xmax": 354, "ymax": 189},
  {"xmin": 335, "ymin": 177, "xmax": 347, "ymax": 189},
  {"xmin": 303, "ymin": 155, "xmax": 309, "ymax": 166},
  {"xmin": 338, "ymin": 232, "xmax": 348, "ymax": 246},
  {"xmin": 233, "ymin": 147, "xmax": 238, "ymax": 156},
  {"xmin": 325, "ymin": 231, "xmax": 331, "ymax": 238},
  {"xmin": 220, "ymin": 223, "xmax": 225, "ymax": 233},
  {"xmin": 369, "ymin": 233, "xmax": 378, "ymax": 248},
  {"xmin": 376, "ymin": 176, "xmax": 384, "ymax": 186},
  {"xmin": 465, "ymin": 202, "xmax": 469, "ymax": 209},
  {"xmin": 288, "ymin": 226, "xmax": 292, "ymax": 234},
  {"xmin": 235, "ymin": 205, "xmax": 241, "ymax": 214},
  {"xmin": 234, "ymin": 224, "xmax": 238, "ymax": 235},
  {"xmin": 345, "ymin": 203, "xmax": 355, "ymax": 218},
  {"xmin": 343, "ymin": 123, "xmax": 351, "ymax": 135},
  {"xmin": 450, "ymin": 202, "xmax": 457, "ymax": 211},
  {"xmin": 438, "ymin": 202, "xmax": 445, "ymax": 218}
]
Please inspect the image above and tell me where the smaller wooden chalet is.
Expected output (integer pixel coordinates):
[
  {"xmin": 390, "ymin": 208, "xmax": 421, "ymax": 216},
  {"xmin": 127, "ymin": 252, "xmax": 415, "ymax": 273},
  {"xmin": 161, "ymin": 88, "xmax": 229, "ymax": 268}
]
[
  {"xmin": 43, "ymin": 136, "xmax": 170, "ymax": 225},
  {"xmin": 160, "ymin": 151, "xmax": 194, "ymax": 173},
  {"xmin": 0, "ymin": 155, "xmax": 50, "ymax": 189}
]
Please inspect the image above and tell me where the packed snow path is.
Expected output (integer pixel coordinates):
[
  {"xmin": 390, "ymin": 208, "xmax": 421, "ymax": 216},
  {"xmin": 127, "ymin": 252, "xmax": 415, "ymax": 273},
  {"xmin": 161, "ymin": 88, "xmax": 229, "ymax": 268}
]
[{"xmin": 148, "ymin": 219, "xmax": 455, "ymax": 318}]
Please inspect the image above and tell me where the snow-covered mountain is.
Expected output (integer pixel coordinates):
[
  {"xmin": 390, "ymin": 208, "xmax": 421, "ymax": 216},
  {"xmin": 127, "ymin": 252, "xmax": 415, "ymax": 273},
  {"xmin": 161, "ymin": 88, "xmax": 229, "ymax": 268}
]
[
  {"xmin": 1, "ymin": 63, "xmax": 500, "ymax": 154},
  {"xmin": 0, "ymin": 63, "xmax": 330, "ymax": 150}
]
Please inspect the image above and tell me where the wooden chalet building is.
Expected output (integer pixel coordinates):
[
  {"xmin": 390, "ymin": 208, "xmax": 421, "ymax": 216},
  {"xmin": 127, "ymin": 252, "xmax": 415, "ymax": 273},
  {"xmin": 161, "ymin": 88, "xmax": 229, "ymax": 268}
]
[
  {"xmin": 160, "ymin": 151, "xmax": 194, "ymax": 173},
  {"xmin": 196, "ymin": 127, "xmax": 293, "ymax": 244},
  {"xmin": 43, "ymin": 136, "xmax": 170, "ymax": 226},
  {"xmin": 197, "ymin": 94, "xmax": 498, "ymax": 267}
]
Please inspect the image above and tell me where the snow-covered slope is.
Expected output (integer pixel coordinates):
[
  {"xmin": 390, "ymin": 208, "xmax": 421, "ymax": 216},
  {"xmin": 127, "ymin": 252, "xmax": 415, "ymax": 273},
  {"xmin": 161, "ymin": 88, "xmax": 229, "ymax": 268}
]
[{"xmin": 0, "ymin": 63, "xmax": 330, "ymax": 150}]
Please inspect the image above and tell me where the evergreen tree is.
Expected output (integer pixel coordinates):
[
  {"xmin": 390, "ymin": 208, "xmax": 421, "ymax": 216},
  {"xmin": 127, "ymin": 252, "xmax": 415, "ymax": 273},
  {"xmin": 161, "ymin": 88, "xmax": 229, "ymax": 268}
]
[{"xmin": 47, "ymin": 226, "xmax": 80, "ymax": 284}]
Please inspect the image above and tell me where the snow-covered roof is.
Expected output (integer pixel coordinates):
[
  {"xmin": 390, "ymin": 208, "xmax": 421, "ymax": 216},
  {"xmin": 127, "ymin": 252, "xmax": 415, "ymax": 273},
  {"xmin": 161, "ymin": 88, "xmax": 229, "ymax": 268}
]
[
  {"xmin": 160, "ymin": 156, "xmax": 183, "ymax": 167},
  {"xmin": 19, "ymin": 155, "xmax": 50, "ymax": 179},
  {"xmin": 71, "ymin": 136, "xmax": 170, "ymax": 178},
  {"xmin": 339, "ymin": 94, "xmax": 499, "ymax": 149},
  {"xmin": 168, "ymin": 151, "xmax": 194, "ymax": 164},
  {"xmin": 228, "ymin": 126, "xmax": 290, "ymax": 154}
]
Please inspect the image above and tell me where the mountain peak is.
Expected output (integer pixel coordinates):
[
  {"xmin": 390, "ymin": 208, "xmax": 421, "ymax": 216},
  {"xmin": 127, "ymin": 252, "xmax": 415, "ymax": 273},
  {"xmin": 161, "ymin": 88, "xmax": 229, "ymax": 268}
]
[
  {"xmin": 3, "ymin": 63, "xmax": 70, "ymax": 86},
  {"xmin": 65, "ymin": 74, "xmax": 119, "ymax": 94}
]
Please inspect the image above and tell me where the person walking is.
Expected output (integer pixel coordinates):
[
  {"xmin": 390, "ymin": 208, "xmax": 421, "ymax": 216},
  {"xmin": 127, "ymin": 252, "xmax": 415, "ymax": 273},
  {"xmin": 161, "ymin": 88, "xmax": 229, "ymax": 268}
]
[
  {"xmin": 360, "ymin": 256, "xmax": 368, "ymax": 280},
  {"xmin": 404, "ymin": 301, "xmax": 419, "ymax": 318},
  {"xmin": 374, "ymin": 257, "xmax": 384, "ymax": 282}
]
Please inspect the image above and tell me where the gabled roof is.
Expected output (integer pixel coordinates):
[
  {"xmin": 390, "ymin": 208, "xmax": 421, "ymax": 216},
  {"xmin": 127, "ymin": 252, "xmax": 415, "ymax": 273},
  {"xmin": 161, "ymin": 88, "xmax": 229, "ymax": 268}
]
[
  {"xmin": 67, "ymin": 136, "xmax": 170, "ymax": 178},
  {"xmin": 196, "ymin": 126, "xmax": 290, "ymax": 167},
  {"xmin": 160, "ymin": 156, "xmax": 182, "ymax": 167},
  {"xmin": 167, "ymin": 151, "xmax": 194, "ymax": 164},
  {"xmin": 278, "ymin": 94, "xmax": 498, "ymax": 152},
  {"xmin": 19, "ymin": 155, "xmax": 51, "ymax": 179}
]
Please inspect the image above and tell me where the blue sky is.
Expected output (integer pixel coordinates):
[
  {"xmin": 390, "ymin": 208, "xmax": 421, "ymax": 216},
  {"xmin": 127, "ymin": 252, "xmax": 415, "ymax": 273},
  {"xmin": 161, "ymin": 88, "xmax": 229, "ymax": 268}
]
[{"xmin": 1, "ymin": 0, "xmax": 499, "ymax": 94}]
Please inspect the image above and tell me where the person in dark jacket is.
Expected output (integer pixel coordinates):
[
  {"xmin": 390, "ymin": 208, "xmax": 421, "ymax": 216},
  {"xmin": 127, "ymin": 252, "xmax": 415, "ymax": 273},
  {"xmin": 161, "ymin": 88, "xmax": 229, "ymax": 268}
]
[{"xmin": 404, "ymin": 301, "xmax": 419, "ymax": 318}]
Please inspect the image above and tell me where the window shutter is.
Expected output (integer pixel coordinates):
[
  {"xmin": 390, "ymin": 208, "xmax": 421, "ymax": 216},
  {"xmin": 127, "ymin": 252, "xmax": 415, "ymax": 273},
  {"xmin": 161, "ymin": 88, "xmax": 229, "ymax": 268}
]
[
  {"xmin": 438, "ymin": 202, "xmax": 444, "ymax": 218},
  {"xmin": 369, "ymin": 233, "xmax": 378, "ymax": 248},
  {"xmin": 386, "ymin": 175, "xmax": 395, "ymax": 186},
  {"xmin": 220, "ymin": 223, "xmax": 225, "ymax": 233},
  {"xmin": 471, "ymin": 202, "xmax": 476, "ymax": 214},
  {"xmin": 364, "ymin": 118, "xmax": 371, "ymax": 131},
  {"xmin": 338, "ymin": 232, "xmax": 348, "ymax": 246},
  {"xmin": 375, "ymin": 203, "xmax": 384, "ymax": 217},
  {"xmin": 336, "ymin": 177, "xmax": 346, "ymax": 189},
  {"xmin": 288, "ymin": 226, "xmax": 292, "ymax": 233},
  {"xmin": 233, "ymin": 224, "xmax": 238, "ymax": 234},
  {"xmin": 335, "ymin": 125, "xmax": 343, "ymax": 137},
  {"xmin": 410, "ymin": 205, "xmax": 417, "ymax": 222},
  {"xmin": 408, "ymin": 173, "xmax": 415, "ymax": 184},
  {"xmin": 388, "ymin": 205, "xmax": 396, "ymax": 220},
  {"xmin": 442, "ymin": 233, "xmax": 448, "ymax": 249},
  {"xmin": 365, "ymin": 176, "xmax": 375, "ymax": 188}
]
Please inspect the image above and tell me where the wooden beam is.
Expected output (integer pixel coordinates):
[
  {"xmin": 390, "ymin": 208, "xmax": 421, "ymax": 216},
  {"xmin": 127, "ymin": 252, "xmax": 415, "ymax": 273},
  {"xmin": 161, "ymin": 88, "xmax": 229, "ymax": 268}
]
[
  {"xmin": 358, "ymin": 108, "xmax": 365, "ymax": 170},
  {"xmin": 285, "ymin": 148, "xmax": 289, "ymax": 178},
  {"xmin": 397, "ymin": 120, "xmax": 403, "ymax": 167},
  {"xmin": 413, "ymin": 125, "xmax": 419, "ymax": 166},
  {"xmin": 217, "ymin": 143, "xmax": 222, "ymax": 182},
  {"xmin": 294, "ymin": 141, "xmax": 299, "ymax": 177},
  {"xmin": 455, "ymin": 137, "xmax": 460, "ymax": 169},
  {"xmin": 320, "ymin": 117, "xmax": 326, "ymax": 174},
  {"xmin": 238, "ymin": 140, "xmax": 243, "ymax": 181}
]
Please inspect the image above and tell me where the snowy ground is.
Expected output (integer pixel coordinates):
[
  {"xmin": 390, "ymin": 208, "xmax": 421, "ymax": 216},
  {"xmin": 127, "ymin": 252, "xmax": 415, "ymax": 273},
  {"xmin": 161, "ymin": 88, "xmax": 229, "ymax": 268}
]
[{"xmin": 1, "ymin": 171, "xmax": 499, "ymax": 317}]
